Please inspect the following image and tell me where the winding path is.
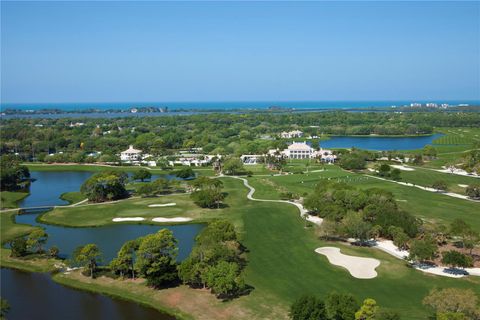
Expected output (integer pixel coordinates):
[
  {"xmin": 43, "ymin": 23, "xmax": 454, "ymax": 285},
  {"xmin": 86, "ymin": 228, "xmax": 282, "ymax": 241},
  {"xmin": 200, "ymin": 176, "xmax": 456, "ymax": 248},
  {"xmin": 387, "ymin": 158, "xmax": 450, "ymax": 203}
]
[
  {"xmin": 227, "ymin": 176, "xmax": 323, "ymax": 225},
  {"xmin": 365, "ymin": 175, "xmax": 479, "ymax": 202}
]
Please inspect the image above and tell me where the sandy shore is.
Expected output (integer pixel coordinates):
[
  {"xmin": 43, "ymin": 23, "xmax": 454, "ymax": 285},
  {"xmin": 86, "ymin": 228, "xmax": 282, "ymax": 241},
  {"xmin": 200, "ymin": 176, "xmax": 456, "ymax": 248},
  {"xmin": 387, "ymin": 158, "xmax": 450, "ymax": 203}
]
[{"xmin": 315, "ymin": 247, "xmax": 380, "ymax": 279}]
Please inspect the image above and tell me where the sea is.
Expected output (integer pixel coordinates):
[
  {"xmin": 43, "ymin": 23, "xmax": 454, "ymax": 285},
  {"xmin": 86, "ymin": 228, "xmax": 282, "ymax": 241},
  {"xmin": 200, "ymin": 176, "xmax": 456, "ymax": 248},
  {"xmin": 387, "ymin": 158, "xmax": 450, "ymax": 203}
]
[
  {"xmin": 1, "ymin": 100, "xmax": 478, "ymax": 119},
  {"xmin": 2, "ymin": 100, "xmax": 479, "ymax": 112}
]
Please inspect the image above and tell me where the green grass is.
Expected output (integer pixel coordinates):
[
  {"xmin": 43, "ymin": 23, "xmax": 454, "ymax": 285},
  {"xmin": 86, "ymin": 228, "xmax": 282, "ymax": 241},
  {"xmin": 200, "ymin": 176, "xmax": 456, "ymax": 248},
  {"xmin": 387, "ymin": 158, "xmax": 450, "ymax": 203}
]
[
  {"xmin": 433, "ymin": 128, "xmax": 480, "ymax": 145},
  {"xmin": 40, "ymin": 194, "xmax": 222, "ymax": 227},
  {"xmin": 222, "ymin": 177, "xmax": 480, "ymax": 319},
  {"xmin": 0, "ymin": 191, "xmax": 29, "ymax": 208},
  {"xmin": 3, "ymin": 167, "xmax": 480, "ymax": 319},
  {"xmin": 247, "ymin": 166, "xmax": 480, "ymax": 230},
  {"xmin": 26, "ymin": 163, "xmax": 215, "ymax": 176},
  {"xmin": 0, "ymin": 211, "xmax": 38, "ymax": 244},
  {"xmin": 60, "ymin": 192, "xmax": 86, "ymax": 204},
  {"xmin": 372, "ymin": 164, "xmax": 479, "ymax": 194}
]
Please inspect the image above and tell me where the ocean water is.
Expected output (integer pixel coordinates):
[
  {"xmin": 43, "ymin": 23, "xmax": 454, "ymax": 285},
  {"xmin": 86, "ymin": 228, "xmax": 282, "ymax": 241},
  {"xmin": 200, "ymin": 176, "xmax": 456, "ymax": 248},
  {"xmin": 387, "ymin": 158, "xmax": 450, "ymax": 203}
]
[{"xmin": 1, "ymin": 100, "xmax": 478, "ymax": 112}]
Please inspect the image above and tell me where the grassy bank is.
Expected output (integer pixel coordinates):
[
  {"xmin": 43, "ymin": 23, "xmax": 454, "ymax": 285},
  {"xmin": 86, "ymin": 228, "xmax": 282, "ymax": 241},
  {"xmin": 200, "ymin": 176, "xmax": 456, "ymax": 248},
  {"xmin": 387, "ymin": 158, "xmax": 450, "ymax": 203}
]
[
  {"xmin": 2, "ymin": 166, "xmax": 479, "ymax": 319},
  {"xmin": 25, "ymin": 163, "xmax": 216, "ymax": 176},
  {"xmin": 53, "ymin": 271, "xmax": 192, "ymax": 320},
  {"xmin": 0, "ymin": 191, "xmax": 29, "ymax": 209},
  {"xmin": 40, "ymin": 193, "xmax": 218, "ymax": 227}
]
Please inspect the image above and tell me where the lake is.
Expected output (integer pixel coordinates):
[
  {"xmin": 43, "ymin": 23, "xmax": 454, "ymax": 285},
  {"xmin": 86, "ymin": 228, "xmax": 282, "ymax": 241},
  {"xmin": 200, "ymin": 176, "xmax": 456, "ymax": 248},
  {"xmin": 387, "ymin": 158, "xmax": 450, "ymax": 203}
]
[
  {"xmin": 4, "ymin": 170, "xmax": 204, "ymax": 320},
  {"xmin": 319, "ymin": 134, "xmax": 443, "ymax": 151},
  {"xmin": 20, "ymin": 170, "xmax": 179, "ymax": 208},
  {"xmin": 16, "ymin": 211, "xmax": 203, "ymax": 261},
  {"xmin": 1, "ymin": 268, "xmax": 174, "ymax": 320}
]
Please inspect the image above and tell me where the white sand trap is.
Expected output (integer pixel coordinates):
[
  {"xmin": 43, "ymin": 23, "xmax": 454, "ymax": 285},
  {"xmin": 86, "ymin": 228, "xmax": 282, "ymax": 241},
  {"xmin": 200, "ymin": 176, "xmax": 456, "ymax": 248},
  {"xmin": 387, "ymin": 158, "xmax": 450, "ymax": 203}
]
[
  {"xmin": 148, "ymin": 203, "xmax": 176, "ymax": 207},
  {"xmin": 315, "ymin": 247, "xmax": 380, "ymax": 279},
  {"xmin": 112, "ymin": 217, "xmax": 145, "ymax": 222},
  {"xmin": 458, "ymin": 184, "xmax": 468, "ymax": 188},
  {"xmin": 391, "ymin": 165, "xmax": 415, "ymax": 171},
  {"xmin": 152, "ymin": 217, "xmax": 192, "ymax": 223}
]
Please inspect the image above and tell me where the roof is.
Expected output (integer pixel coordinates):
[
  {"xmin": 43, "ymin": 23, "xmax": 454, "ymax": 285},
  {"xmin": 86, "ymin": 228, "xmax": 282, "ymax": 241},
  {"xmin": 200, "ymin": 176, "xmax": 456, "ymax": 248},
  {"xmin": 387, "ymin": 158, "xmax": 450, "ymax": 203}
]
[
  {"xmin": 287, "ymin": 142, "xmax": 313, "ymax": 151},
  {"xmin": 121, "ymin": 145, "xmax": 142, "ymax": 154}
]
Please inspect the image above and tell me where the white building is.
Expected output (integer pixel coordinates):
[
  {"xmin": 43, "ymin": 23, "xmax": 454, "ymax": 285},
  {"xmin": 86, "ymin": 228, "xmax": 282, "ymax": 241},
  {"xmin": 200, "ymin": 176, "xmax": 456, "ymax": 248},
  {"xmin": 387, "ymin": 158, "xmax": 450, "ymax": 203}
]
[
  {"xmin": 120, "ymin": 145, "xmax": 143, "ymax": 162},
  {"xmin": 240, "ymin": 155, "xmax": 263, "ymax": 165},
  {"xmin": 168, "ymin": 154, "xmax": 219, "ymax": 167},
  {"xmin": 280, "ymin": 130, "xmax": 303, "ymax": 139},
  {"xmin": 268, "ymin": 142, "xmax": 336, "ymax": 162}
]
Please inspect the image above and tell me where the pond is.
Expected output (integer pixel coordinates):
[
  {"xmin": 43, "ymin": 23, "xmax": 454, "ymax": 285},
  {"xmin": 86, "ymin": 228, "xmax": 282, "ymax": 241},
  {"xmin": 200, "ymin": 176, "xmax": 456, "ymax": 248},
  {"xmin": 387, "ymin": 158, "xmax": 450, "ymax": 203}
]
[
  {"xmin": 319, "ymin": 134, "xmax": 443, "ymax": 151},
  {"xmin": 16, "ymin": 211, "xmax": 203, "ymax": 261},
  {"xmin": 20, "ymin": 170, "xmax": 180, "ymax": 208},
  {"xmin": 1, "ymin": 268, "xmax": 174, "ymax": 320},
  {"xmin": 4, "ymin": 170, "xmax": 204, "ymax": 320}
]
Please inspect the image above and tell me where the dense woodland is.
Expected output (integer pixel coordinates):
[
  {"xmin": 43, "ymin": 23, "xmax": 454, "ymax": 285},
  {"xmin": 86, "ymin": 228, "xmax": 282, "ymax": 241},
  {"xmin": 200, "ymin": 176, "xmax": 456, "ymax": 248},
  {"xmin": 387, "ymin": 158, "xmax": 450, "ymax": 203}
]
[{"xmin": 1, "ymin": 111, "xmax": 479, "ymax": 160}]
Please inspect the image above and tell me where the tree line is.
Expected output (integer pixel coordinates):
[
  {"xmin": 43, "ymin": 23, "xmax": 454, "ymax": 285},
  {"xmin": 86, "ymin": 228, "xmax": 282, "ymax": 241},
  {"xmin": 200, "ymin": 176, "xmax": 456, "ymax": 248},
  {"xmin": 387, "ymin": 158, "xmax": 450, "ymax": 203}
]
[{"xmin": 2, "ymin": 111, "xmax": 479, "ymax": 161}]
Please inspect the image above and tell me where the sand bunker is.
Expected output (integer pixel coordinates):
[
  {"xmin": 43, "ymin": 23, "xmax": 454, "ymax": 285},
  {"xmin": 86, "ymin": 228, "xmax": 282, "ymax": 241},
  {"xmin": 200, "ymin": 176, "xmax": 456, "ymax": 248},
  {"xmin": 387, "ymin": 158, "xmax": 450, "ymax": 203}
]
[
  {"xmin": 390, "ymin": 165, "xmax": 415, "ymax": 171},
  {"xmin": 458, "ymin": 184, "xmax": 468, "ymax": 188},
  {"xmin": 112, "ymin": 217, "xmax": 145, "ymax": 222},
  {"xmin": 152, "ymin": 217, "xmax": 192, "ymax": 223},
  {"xmin": 315, "ymin": 247, "xmax": 380, "ymax": 279},
  {"xmin": 148, "ymin": 203, "xmax": 177, "ymax": 207}
]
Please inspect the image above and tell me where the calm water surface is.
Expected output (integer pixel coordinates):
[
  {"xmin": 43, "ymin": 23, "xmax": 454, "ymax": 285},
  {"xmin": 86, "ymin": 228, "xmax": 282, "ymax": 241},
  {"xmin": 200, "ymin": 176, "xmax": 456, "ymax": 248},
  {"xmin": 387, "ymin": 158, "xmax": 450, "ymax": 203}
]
[
  {"xmin": 319, "ymin": 134, "xmax": 443, "ymax": 151},
  {"xmin": 5, "ymin": 170, "xmax": 203, "ymax": 320},
  {"xmin": 20, "ymin": 170, "xmax": 177, "ymax": 208},
  {"xmin": 1, "ymin": 268, "xmax": 174, "ymax": 320},
  {"xmin": 16, "ymin": 212, "xmax": 203, "ymax": 261}
]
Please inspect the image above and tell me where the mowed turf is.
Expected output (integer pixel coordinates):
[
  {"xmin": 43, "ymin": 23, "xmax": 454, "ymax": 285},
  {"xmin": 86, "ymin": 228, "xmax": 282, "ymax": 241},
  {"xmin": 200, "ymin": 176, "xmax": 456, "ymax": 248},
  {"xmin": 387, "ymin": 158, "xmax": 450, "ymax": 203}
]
[
  {"xmin": 40, "ymin": 194, "xmax": 221, "ymax": 227},
  {"xmin": 386, "ymin": 166, "xmax": 479, "ymax": 195},
  {"xmin": 0, "ymin": 191, "xmax": 29, "ymax": 209},
  {"xmin": 247, "ymin": 166, "xmax": 480, "ymax": 230},
  {"xmin": 221, "ymin": 178, "xmax": 480, "ymax": 319}
]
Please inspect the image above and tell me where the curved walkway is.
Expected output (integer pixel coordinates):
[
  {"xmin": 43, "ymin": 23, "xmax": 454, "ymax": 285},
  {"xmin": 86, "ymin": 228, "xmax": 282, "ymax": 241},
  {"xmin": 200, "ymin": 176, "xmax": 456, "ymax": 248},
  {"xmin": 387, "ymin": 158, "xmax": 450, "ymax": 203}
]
[
  {"xmin": 228, "ymin": 176, "xmax": 323, "ymax": 226},
  {"xmin": 365, "ymin": 175, "xmax": 478, "ymax": 202}
]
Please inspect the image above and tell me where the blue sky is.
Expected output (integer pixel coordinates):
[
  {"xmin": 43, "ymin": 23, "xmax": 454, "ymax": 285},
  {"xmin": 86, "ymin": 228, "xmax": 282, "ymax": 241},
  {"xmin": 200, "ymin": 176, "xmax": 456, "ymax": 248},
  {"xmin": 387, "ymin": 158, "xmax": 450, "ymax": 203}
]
[{"xmin": 1, "ymin": 1, "xmax": 479, "ymax": 103}]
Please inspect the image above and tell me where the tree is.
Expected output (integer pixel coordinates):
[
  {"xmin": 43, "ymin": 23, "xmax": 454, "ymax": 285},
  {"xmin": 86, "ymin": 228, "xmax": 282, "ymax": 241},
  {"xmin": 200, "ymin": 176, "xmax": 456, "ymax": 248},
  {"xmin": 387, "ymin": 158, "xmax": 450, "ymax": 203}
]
[
  {"xmin": 441, "ymin": 251, "xmax": 473, "ymax": 269},
  {"xmin": 1, "ymin": 298, "xmax": 10, "ymax": 319},
  {"xmin": 409, "ymin": 237, "xmax": 437, "ymax": 263},
  {"xmin": 432, "ymin": 180, "xmax": 448, "ymax": 192},
  {"xmin": 423, "ymin": 145, "xmax": 437, "ymax": 159},
  {"xmin": 222, "ymin": 157, "xmax": 245, "ymax": 175},
  {"xmin": 339, "ymin": 153, "xmax": 366, "ymax": 170},
  {"xmin": 389, "ymin": 168, "xmax": 401, "ymax": 181},
  {"xmin": 175, "ymin": 167, "xmax": 195, "ymax": 179},
  {"xmin": 49, "ymin": 246, "xmax": 60, "ymax": 258},
  {"xmin": 80, "ymin": 171, "xmax": 128, "ymax": 202},
  {"xmin": 205, "ymin": 261, "xmax": 244, "ymax": 299},
  {"xmin": 0, "ymin": 155, "xmax": 30, "ymax": 191},
  {"xmin": 10, "ymin": 237, "xmax": 27, "ymax": 257},
  {"xmin": 132, "ymin": 168, "xmax": 151, "ymax": 182},
  {"xmin": 110, "ymin": 239, "xmax": 141, "ymax": 279},
  {"xmin": 423, "ymin": 288, "xmax": 480, "ymax": 319},
  {"xmin": 325, "ymin": 292, "xmax": 359, "ymax": 320},
  {"xmin": 355, "ymin": 298, "xmax": 379, "ymax": 320},
  {"xmin": 341, "ymin": 212, "xmax": 371, "ymax": 242},
  {"xmin": 388, "ymin": 227, "xmax": 410, "ymax": 251},
  {"xmin": 72, "ymin": 244, "xmax": 102, "ymax": 278},
  {"xmin": 378, "ymin": 164, "xmax": 391, "ymax": 177},
  {"xmin": 135, "ymin": 229, "xmax": 178, "ymax": 287},
  {"xmin": 137, "ymin": 183, "xmax": 155, "ymax": 197},
  {"xmin": 190, "ymin": 177, "xmax": 225, "ymax": 208},
  {"xmin": 376, "ymin": 309, "xmax": 401, "ymax": 320},
  {"xmin": 290, "ymin": 295, "xmax": 327, "ymax": 320},
  {"xmin": 465, "ymin": 184, "xmax": 480, "ymax": 199},
  {"xmin": 26, "ymin": 229, "xmax": 48, "ymax": 253}
]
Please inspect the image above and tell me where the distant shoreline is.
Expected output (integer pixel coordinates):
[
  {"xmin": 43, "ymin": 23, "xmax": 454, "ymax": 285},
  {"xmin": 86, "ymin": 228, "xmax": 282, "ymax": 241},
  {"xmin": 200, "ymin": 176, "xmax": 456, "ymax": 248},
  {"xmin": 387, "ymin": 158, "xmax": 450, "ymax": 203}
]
[{"xmin": 1, "ymin": 104, "xmax": 479, "ymax": 119}]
